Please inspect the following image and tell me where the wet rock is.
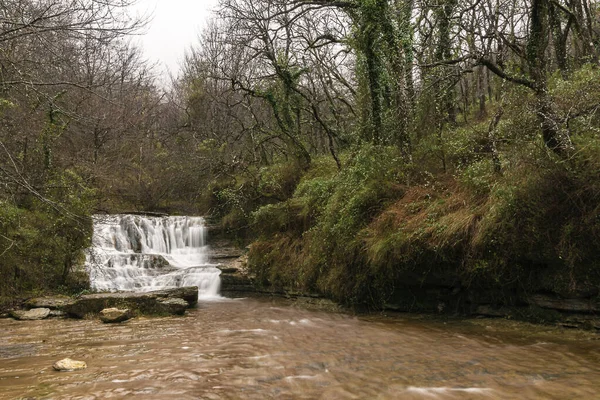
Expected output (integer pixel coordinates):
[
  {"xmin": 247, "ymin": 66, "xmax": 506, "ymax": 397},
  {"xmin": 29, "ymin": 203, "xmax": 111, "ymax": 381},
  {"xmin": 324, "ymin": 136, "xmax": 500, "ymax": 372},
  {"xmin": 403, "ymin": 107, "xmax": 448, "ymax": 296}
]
[
  {"xmin": 49, "ymin": 310, "xmax": 67, "ymax": 319},
  {"xmin": 53, "ymin": 358, "xmax": 87, "ymax": 372},
  {"xmin": 474, "ymin": 305, "xmax": 512, "ymax": 318},
  {"xmin": 99, "ymin": 308, "xmax": 132, "ymax": 323},
  {"xmin": 163, "ymin": 286, "xmax": 198, "ymax": 307},
  {"xmin": 63, "ymin": 286, "xmax": 198, "ymax": 318},
  {"xmin": 220, "ymin": 272, "xmax": 255, "ymax": 296},
  {"xmin": 527, "ymin": 294, "xmax": 600, "ymax": 313},
  {"xmin": 10, "ymin": 308, "xmax": 51, "ymax": 321},
  {"xmin": 207, "ymin": 239, "xmax": 245, "ymax": 261},
  {"xmin": 24, "ymin": 296, "xmax": 75, "ymax": 310},
  {"xmin": 157, "ymin": 298, "xmax": 188, "ymax": 315},
  {"xmin": 216, "ymin": 265, "xmax": 240, "ymax": 274},
  {"xmin": 219, "ymin": 254, "xmax": 258, "ymax": 297},
  {"xmin": 560, "ymin": 315, "xmax": 600, "ymax": 330}
]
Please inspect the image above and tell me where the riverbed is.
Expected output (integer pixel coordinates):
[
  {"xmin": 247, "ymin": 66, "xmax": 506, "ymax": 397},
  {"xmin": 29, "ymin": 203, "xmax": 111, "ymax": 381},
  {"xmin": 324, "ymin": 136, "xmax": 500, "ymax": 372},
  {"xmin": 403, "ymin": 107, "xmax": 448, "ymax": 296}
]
[{"xmin": 1, "ymin": 297, "xmax": 599, "ymax": 399}]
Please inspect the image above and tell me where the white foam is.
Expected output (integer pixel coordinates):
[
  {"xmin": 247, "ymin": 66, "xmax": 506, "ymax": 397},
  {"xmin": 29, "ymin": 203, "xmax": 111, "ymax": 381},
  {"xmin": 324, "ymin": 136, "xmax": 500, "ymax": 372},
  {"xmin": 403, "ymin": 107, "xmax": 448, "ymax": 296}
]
[
  {"xmin": 86, "ymin": 215, "xmax": 221, "ymax": 299},
  {"xmin": 406, "ymin": 387, "xmax": 493, "ymax": 396}
]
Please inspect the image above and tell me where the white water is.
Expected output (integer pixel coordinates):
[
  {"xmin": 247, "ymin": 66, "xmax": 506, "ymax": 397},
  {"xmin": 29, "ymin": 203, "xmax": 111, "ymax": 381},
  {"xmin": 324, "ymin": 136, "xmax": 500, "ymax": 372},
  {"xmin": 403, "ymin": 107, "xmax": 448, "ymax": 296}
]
[{"xmin": 86, "ymin": 215, "xmax": 221, "ymax": 298}]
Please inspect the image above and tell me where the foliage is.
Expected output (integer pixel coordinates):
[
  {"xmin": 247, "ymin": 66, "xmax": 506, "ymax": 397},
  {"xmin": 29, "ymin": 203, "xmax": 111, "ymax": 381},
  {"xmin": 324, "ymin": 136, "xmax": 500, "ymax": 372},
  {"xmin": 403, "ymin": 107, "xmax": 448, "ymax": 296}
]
[
  {"xmin": 249, "ymin": 144, "xmax": 408, "ymax": 302},
  {"xmin": 247, "ymin": 75, "xmax": 600, "ymax": 308},
  {"xmin": 0, "ymin": 170, "xmax": 95, "ymax": 299}
]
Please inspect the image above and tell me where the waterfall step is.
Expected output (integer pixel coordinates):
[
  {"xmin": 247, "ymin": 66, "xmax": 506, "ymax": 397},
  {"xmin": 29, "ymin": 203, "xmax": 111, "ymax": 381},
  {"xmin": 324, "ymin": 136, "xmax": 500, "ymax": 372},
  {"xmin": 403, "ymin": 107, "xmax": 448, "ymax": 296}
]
[
  {"xmin": 62, "ymin": 287, "xmax": 199, "ymax": 318},
  {"xmin": 87, "ymin": 215, "xmax": 221, "ymax": 297}
]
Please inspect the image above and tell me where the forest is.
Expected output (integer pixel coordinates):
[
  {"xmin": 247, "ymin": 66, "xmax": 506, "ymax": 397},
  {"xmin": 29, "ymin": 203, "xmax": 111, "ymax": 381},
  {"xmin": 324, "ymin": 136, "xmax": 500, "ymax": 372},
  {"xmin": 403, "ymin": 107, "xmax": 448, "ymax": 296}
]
[{"xmin": 1, "ymin": 0, "xmax": 599, "ymax": 311}]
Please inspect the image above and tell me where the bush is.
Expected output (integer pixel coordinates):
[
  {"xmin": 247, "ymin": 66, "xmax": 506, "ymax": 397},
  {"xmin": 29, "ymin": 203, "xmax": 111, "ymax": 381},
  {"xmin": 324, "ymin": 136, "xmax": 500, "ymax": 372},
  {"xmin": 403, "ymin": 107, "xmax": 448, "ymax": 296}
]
[
  {"xmin": 0, "ymin": 169, "xmax": 94, "ymax": 298},
  {"xmin": 248, "ymin": 144, "xmax": 408, "ymax": 302}
]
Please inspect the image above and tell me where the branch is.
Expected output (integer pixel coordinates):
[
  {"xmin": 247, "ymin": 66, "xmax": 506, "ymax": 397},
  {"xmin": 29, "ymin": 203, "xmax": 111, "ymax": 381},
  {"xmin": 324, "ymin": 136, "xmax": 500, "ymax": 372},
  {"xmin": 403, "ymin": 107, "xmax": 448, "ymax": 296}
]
[
  {"xmin": 419, "ymin": 55, "xmax": 473, "ymax": 68},
  {"xmin": 477, "ymin": 58, "xmax": 535, "ymax": 90}
]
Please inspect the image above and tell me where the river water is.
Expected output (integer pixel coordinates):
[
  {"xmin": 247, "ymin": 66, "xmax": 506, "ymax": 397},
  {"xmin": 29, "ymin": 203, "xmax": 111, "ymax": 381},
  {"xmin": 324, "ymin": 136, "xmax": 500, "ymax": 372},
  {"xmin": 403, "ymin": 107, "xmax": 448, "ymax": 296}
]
[{"xmin": 1, "ymin": 297, "xmax": 599, "ymax": 399}]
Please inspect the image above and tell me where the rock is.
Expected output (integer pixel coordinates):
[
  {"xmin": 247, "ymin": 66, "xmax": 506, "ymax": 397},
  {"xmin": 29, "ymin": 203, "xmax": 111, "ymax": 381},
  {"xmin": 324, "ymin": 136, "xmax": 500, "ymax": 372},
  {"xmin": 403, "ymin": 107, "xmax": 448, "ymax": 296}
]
[
  {"xmin": 63, "ymin": 286, "xmax": 198, "ymax": 318},
  {"xmin": 53, "ymin": 358, "xmax": 87, "ymax": 372},
  {"xmin": 157, "ymin": 298, "xmax": 188, "ymax": 315},
  {"xmin": 216, "ymin": 265, "xmax": 240, "ymax": 274},
  {"xmin": 99, "ymin": 308, "xmax": 132, "ymax": 323},
  {"xmin": 218, "ymin": 254, "xmax": 258, "ymax": 297},
  {"xmin": 527, "ymin": 294, "xmax": 600, "ymax": 313},
  {"xmin": 207, "ymin": 239, "xmax": 245, "ymax": 260},
  {"xmin": 49, "ymin": 310, "xmax": 67, "ymax": 318},
  {"xmin": 24, "ymin": 296, "xmax": 75, "ymax": 310},
  {"xmin": 220, "ymin": 273, "xmax": 255, "ymax": 296},
  {"xmin": 474, "ymin": 305, "xmax": 512, "ymax": 318},
  {"xmin": 10, "ymin": 308, "xmax": 51, "ymax": 321},
  {"xmin": 163, "ymin": 286, "xmax": 198, "ymax": 307}
]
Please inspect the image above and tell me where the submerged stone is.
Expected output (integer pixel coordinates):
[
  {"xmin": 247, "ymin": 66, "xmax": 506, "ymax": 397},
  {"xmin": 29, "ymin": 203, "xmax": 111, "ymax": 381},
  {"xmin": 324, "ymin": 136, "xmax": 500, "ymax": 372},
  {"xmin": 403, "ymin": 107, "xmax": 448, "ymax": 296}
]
[
  {"xmin": 10, "ymin": 308, "xmax": 51, "ymax": 321},
  {"xmin": 99, "ymin": 308, "xmax": 132, "ymax": 323},
  {"xmin": 53, "ymin": 358, "xmax": 87, "ymax": 372}
]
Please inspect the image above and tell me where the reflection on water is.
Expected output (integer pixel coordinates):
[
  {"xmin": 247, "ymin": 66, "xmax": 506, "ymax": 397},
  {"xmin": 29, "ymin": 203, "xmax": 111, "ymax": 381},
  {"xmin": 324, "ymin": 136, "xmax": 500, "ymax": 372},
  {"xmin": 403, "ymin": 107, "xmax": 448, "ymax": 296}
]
[{"xmin": 1, "ymin": 298, "xmax": 599, "ymax": 399}]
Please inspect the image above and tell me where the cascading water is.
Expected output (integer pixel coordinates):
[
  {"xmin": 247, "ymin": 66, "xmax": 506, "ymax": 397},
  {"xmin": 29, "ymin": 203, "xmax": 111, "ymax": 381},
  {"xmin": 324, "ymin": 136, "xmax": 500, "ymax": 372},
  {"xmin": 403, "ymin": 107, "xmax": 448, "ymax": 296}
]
[{"xmin": 86, "ymin": 215, "xmax": 221, "ymax": 299}]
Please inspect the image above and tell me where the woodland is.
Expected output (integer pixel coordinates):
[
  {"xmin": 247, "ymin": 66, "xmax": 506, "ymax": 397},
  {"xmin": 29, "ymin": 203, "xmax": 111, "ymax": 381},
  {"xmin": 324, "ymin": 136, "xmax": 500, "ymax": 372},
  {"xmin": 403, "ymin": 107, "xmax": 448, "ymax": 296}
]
[{"xmin": 1, "ymin": 0, "xmax": 599, "ymax": 310}]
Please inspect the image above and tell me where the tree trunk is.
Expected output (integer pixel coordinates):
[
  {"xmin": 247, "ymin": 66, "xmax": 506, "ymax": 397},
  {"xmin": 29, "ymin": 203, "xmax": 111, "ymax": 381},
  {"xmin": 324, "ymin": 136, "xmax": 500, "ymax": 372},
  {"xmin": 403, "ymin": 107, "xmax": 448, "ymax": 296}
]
[
  {"xmin": 536, "ymin": 92, "xmax": 575, "ymax": 157},
  {"xmin": 528, "ymin": 0, "xmax": 575, "ymax": 157}
]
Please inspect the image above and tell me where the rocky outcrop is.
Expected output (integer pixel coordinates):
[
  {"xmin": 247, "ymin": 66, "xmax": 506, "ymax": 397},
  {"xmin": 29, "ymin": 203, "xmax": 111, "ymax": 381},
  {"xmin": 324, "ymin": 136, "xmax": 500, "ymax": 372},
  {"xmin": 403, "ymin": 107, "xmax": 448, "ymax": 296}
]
[
  {"xmin": 63, "ymin": 286, "xmax": 198, "ymax": 318},
  {"xmin": 10, "ymin": 308, "xmax": 51, "ymax": 321},
  {"xmin": 216, "ymin": 255, "xmax": 259, "ymax": 297},
  {"xmin": 207, "ymin": 240, "xmax": 245, "ymax": 265},
  {"xmin": 527, "ymin": 294, "xmax": 600, "ymax": 313},
  {"xmin": 99, "ymin": 308, "xmax": 132, "ymax": 323},
  {"xmin": 53, "ymin": 358, "xmax": 87, "ymax": 372},
  {"xmin": 24, "ymin": 296, "xmax": 75, "ymax": 310}
]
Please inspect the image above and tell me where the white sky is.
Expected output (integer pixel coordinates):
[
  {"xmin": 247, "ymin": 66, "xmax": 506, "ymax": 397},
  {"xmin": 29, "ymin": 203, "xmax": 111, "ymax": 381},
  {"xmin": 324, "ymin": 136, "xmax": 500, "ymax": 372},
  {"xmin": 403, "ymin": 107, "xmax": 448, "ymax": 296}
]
[{"xmin": 130, "ymin": 0, "xmax": 219, "ymax": 79}]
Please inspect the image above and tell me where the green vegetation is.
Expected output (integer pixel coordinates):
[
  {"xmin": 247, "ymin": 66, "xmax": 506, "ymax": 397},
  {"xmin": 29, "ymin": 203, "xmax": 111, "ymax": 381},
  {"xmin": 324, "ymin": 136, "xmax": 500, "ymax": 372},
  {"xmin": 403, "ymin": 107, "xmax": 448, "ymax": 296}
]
[
  {"xmin": 246, "ymin": 70, "xmax": 600, "ymax": 307},
  {"xmin": 1, "ymin": 0, "xmax": 599, "ymax": 314},
  {"xmin": 0, "ymin": 170, "xmax": 94, "ymax": 306}
]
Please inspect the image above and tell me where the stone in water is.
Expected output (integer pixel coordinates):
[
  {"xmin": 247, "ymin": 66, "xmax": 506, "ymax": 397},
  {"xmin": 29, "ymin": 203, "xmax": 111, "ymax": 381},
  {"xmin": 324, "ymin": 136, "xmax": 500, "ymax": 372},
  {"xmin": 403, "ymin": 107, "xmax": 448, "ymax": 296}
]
[
  {"xmin": 10, "ymin": 308, "xmax": 51, "ymax": 321},
  {"xmin": 53, "ymin": 358, "xmax": 87, "ymax": 372},
  {"xmin": 99, "ymin": 308, "xmax": 132, "ymax": 323}
]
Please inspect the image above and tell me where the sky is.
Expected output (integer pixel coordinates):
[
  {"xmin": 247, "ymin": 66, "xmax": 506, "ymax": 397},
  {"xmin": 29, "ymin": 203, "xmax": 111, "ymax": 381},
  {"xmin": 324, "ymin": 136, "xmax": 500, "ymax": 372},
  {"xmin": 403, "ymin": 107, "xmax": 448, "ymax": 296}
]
[{"xmin": 130, "ymin": 0, "xmax": 219, "ymax": 78}]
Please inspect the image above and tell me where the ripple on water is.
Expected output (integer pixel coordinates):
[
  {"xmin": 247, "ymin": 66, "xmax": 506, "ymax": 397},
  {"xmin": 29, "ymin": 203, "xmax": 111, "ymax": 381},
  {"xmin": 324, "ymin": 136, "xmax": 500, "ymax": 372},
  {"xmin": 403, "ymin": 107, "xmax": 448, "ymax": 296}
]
[{"xmin": 1, "ymin": 298, "xmax": 600, "ymax": 400}]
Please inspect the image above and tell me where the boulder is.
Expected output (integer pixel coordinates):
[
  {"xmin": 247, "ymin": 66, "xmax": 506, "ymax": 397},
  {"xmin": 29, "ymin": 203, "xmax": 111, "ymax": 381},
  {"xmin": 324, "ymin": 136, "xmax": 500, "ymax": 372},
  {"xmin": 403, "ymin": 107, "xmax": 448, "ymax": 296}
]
[
  {"xmin": 99, "ymin": 308, "xmax": 132, "ymax": 323},
  {"xmin": 10, "ymin": 308, "xmax": 51, "ymax": 321},
  {"xmin": 162, "ymin": 286, "xmax": 198, "ymax": 307},
  {"xmin": 53, "ymin": 358, "xmax": 87, "ymax": 372},
  {"xmin": 157, "ymin": 298, "xmax": 188, "ymax": 315}
]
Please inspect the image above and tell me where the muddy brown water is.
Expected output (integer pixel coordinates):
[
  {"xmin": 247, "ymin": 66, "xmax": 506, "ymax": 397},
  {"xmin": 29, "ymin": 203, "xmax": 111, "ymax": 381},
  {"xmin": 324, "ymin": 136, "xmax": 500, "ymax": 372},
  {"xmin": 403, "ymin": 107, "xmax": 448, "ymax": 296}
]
[{"xmin": 1, "ymin": 297, "xmax": 599, "ymax": 399}]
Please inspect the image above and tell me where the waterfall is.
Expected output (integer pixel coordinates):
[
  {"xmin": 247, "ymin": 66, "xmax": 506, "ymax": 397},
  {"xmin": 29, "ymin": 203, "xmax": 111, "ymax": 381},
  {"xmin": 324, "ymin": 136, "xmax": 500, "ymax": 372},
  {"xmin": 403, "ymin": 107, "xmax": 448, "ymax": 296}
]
[{"xmin": 86, "ymin": 215, "xmax": 221, "ymax": 299}]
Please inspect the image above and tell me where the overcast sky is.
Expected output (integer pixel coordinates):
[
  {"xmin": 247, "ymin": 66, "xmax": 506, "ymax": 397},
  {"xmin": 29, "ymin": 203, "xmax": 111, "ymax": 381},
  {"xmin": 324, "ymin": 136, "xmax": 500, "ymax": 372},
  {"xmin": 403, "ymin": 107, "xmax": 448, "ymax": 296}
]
[{"xmin": 131, "ymin": 0, "xmax": 219, "ymax": 78}]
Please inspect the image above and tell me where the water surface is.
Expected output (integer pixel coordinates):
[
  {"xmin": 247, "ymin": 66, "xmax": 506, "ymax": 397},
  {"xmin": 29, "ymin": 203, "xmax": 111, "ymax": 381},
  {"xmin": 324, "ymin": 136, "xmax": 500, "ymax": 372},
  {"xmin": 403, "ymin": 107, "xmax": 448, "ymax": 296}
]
[{"xmin": 1, "ymin": 298, "xmax": 599, "ymax": 399}]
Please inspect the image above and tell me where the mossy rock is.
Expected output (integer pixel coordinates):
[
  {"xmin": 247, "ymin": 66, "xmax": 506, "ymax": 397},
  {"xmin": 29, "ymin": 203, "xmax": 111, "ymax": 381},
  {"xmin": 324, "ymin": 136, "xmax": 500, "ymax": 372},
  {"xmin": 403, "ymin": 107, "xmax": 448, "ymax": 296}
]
[{"xmin": 63, "ymin": 287, "xmax": 198, "ymax": 318}]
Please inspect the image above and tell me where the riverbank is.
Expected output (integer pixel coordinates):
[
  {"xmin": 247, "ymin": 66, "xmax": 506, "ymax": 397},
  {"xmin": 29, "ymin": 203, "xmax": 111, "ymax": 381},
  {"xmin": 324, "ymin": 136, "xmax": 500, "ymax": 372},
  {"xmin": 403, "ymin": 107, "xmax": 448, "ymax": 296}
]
[{"xmin": 195, "ymin": 139, "xmax": 598, "ymax": 330}]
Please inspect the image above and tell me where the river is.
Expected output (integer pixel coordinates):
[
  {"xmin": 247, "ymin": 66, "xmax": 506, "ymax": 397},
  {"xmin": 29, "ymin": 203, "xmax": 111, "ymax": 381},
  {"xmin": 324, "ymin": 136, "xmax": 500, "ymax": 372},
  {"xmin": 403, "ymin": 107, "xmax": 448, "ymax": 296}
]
[{"xmin": 1, "ymin": 297, "xmax": 599, "ymax": 399}]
